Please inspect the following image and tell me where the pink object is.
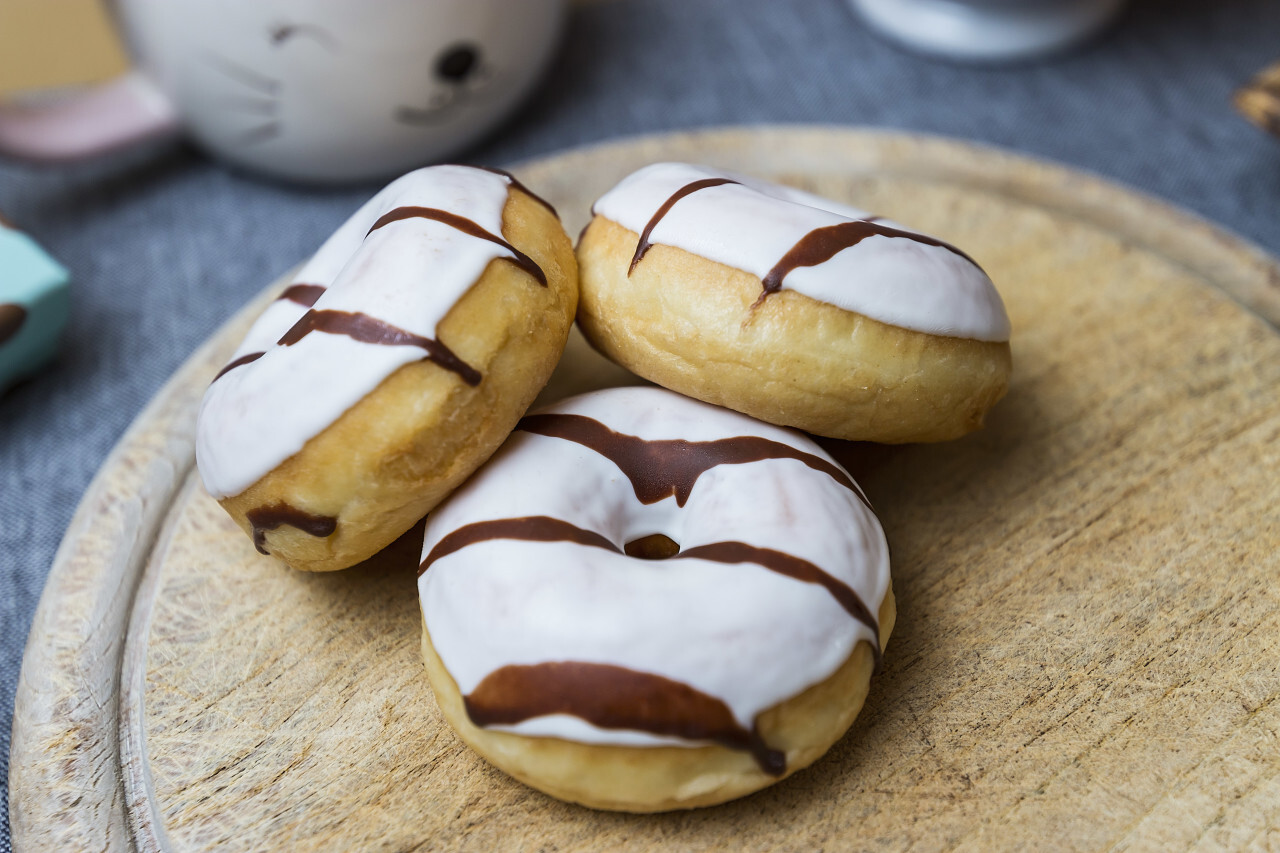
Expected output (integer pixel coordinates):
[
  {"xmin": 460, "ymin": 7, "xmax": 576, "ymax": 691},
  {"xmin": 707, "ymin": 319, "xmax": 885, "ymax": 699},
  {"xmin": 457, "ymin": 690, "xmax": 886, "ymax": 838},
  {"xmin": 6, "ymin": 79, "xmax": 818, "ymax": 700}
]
[{"xmin": 0, "ymin": 72, "xmax": 179, "ymax": 162}]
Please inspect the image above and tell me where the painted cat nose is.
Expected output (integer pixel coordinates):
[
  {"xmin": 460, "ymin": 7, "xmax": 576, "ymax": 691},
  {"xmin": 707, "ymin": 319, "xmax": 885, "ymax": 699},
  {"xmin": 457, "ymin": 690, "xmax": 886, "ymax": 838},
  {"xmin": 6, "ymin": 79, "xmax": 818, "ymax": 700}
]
[{"xmin": 436, "ymin": 44, "xmax": 480, "ymax": 82}]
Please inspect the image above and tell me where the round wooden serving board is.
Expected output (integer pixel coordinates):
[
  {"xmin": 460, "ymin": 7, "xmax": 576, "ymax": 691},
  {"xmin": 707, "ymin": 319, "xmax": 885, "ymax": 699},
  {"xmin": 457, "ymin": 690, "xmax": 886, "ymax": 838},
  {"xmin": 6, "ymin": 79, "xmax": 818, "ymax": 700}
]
[{"xmin": 11, "ymin": 127, "xmax": 1280, "ymax": 852}]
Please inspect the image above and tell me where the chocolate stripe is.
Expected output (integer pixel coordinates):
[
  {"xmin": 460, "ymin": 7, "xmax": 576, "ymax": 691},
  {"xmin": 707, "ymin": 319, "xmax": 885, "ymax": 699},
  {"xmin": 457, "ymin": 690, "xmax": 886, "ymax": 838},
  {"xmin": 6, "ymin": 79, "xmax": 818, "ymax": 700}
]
[
  {"xmin": 277, "ymin": 309, "xmax": 480, "ymax": 386},
  {"xmin": 245, "ymin": 503, "xmax": 337, "ymax": 555},
  {"xmin": 517, "ymin": 413, "xmax": 868, "ymax": 508},
  {"xmin": 628, "ymin": 177, "xmax": 738, "ymax": 274},
  {"xmin": 758, "ymin": 219, "xmax": 982, "ymax": 306},
  {"xmin": 679, "ymin": 541, "xmax": 880, "ymax": 656},
  {"xmin": 367, "ymin": 205, "xmax": 547, "ymax": 286},
  {"xmin": 212, "ymin": 351, "xmax": 265, "ymax": 383},
  {"xmin": 464, "ymin": 662, "xmax": 785, "ymax": 775},
  {"xmin": 419, "ymin": 516, "xmax": 879, "ymax": 651},
  {"xmin": 420, "ymin": 515, "xmax": 618, "ymax": 575},
  {"xmin": 0, "ymin": 304, "xmax": 27, "ymax": 347},
  {"xmin": 278, "ymin": 283, "xmax": 326, "ymax": 307},
  {"xmin": 474, "ymin": 166, "xmax": 559, "ymax": 219}
]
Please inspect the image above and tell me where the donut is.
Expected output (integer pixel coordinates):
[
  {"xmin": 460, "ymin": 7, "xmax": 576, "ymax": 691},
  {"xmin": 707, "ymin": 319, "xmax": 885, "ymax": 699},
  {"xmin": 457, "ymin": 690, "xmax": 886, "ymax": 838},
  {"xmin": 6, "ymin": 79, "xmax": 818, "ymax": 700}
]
[
  {"xmin": 196, "ymin": 165, "xmax": 577, "ymax": 572},
  {"xmin": 576, "ymin": 162, "xmax": 1012, "ymax": 443},
  {"xmin": 417, "ymin": 387, "xmax": 893, "ymax": 812}
]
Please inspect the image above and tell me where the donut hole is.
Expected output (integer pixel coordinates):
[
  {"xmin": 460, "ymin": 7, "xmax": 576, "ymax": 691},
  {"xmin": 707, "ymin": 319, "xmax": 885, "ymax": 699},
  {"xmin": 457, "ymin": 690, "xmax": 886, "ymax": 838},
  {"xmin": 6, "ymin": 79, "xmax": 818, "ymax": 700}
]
[{"xmin": 623, "ymin": 533, "xmax": 680, "ymax": 560}]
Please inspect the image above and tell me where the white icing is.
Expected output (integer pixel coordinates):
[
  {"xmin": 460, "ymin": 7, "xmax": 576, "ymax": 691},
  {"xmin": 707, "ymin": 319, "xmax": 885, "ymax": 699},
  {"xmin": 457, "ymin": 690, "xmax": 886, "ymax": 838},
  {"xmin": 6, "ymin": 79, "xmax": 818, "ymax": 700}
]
[
  {"xmin": 591, "ymin": 162, "xmax": 1011, "ymax": 342},
  {"xmin": 196, "ymin": 165, "xmax": 522, "ymax": 499},
  {"xmin": 418, "ymin": 387, "xmax": 891, "ymax": 751},
  {"xmin": 485, "ymin": 716, "xmax": 713, "ymax": 749}
]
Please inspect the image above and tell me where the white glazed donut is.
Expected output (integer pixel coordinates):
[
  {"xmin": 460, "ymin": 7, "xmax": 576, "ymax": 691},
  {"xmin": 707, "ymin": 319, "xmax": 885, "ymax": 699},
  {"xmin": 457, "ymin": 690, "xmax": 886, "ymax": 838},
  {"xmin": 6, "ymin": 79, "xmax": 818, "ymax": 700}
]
[
  {"xmin": 577, "ymin": 162, "xmax": 1013, "ymax": 442},
  {"xmin": 417, "ymin": 386, "xmax": 893, "ymax": 811},
  {"xmin": 196, "ymin": 163, "xmax": 577, "ymax": 571},
  {"xmin": 594, "ymin": 163, "xmax": 1008, "ymax": 340}
]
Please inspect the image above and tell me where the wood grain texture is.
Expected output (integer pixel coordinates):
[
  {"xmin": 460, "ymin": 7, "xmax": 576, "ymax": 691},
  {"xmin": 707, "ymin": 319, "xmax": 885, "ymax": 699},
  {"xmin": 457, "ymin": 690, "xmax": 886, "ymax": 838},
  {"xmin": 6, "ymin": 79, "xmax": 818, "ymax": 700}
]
[{"xmin": 10, "ymin": 127, "xmax": 1280, "ymax": 852}]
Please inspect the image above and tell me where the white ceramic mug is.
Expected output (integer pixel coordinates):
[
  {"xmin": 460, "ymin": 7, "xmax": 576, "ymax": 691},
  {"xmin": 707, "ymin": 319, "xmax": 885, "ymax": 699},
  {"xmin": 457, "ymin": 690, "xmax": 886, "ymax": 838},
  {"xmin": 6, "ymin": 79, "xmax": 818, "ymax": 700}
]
[
  {"xmin": 0, "ymin": 0, "xmax": 565, "ymax": 183},
  {"xmin": 850, "ymin": 0, "xmax": 1128, "ymax": 63}
]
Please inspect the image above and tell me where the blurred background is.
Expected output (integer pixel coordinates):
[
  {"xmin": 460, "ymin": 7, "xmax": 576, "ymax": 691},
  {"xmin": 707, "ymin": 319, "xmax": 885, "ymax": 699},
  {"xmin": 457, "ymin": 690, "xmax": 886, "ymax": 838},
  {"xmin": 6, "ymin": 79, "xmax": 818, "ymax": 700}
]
[
  {"xmin": 1, "ymin": 0, "xmax": 1278, "ymax": 846},
  {"xmin": 0, "ymin": 0, "xmax": 128, "ymax": 96}
]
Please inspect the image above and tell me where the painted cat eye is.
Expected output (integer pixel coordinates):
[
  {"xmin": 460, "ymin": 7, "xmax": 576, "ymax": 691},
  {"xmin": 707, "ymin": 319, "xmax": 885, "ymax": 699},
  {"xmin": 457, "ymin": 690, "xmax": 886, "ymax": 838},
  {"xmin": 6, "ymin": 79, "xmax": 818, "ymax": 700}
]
[
  {"xmin": 436, "ymin": 44, "xmax": 481, "ymax": 81},
  {"xmin": 269, "ymin": 23, "xmax": 337, "ymax": 50}
]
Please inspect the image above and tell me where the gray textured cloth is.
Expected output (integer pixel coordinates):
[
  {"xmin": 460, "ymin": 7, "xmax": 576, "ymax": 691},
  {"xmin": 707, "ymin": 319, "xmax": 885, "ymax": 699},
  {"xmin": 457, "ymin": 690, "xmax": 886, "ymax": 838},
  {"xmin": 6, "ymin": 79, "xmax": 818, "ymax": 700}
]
[{"xmin": 2, "ymin": 0, "xmax": 1278, "ymax": 846}]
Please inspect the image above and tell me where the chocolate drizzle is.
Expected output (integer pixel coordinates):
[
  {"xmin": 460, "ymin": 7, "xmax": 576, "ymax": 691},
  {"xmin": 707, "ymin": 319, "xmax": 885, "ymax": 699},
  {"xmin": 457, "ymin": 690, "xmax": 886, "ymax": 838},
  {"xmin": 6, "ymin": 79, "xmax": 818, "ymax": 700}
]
[
  {"xmin": 212, "ymin": 351, "xmax": 265, "ymax": 383},
  {"xmin": 420, "ymin": 515, "xmax": 615, "ymax": 574},
  {"xmin": 517, "ymin": 413, "xmax": 869, "ymax": 508},
  {"xmin": 419, "ymin": 515, "xmax": 878, "ymax": 642},
  {"xmin": 622, "ymin": 176, "xmax": 981, "ymax": 308},
  {"xmin": 278, "ymin": 283, "xmax": 326, "ymax": 307},
  {"xmin": 628, "ymin": 177, "xmax": 738, "ymax": 274},
  {"xmin": 474, "ymin": 166, "xmax": 559, "ymax": 219},
  {"xmin": 245, "ymin": 503, "xmax": 337, "ymax": 555},
  {"xmin": 367, "ymin": 205, "xmax": 547, "ymax": 287},
  {"xmin": 679, "ymin": 541, "xmax": 880, "ymax": 660},
  {"xmin": 0, "ymin": 304, "xmax": 27, "ymax": 347},
  {"xmin": 757, "ymin": 219, "xmax": 982, "ymax": 307},
  {"xmin": 277, "ymin": 309, "xmax": 480, "ymax": 386},
  {"xmin": 464, "ymin": 662, "xmax": 786, "ymax": 775}
]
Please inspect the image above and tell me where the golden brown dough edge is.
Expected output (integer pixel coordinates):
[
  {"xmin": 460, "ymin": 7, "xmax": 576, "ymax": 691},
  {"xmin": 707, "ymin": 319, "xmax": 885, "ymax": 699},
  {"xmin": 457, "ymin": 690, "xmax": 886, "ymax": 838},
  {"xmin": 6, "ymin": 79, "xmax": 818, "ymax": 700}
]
[
  {"xmin": 421, "ymin": 586, "xmax": 896, "ymax": 813},
  {"xmin": 576, "ymin": 215, "xmax": 1011, "ymax": 443},
  {"xmin": 218, "ymin": 188, "xmax": 579, "ymax": 572}
]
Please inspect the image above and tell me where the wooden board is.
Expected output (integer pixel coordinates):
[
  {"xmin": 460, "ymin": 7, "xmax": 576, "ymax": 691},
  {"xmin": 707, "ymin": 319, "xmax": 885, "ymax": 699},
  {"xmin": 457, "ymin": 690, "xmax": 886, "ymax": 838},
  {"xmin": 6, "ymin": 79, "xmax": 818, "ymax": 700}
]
[{"xmin": 11, "ymin": 127, "xmax": 1280, "ymax": 852}]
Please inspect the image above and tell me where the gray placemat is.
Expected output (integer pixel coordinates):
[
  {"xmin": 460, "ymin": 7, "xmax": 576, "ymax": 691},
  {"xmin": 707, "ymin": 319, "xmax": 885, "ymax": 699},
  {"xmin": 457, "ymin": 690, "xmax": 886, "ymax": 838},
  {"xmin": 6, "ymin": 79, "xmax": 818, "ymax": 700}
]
[{"xmin": 3, "ymin": 0, "xmax": 1278, "ymax": 846}]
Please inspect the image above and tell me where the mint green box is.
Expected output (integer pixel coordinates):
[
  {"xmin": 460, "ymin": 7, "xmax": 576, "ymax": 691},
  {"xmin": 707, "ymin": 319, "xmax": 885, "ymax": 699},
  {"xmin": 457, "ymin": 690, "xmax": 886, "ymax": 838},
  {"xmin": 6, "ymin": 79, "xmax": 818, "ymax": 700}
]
[{"xmin": 1, "ymin": 225, "xmax": 70, "ymax": 393}]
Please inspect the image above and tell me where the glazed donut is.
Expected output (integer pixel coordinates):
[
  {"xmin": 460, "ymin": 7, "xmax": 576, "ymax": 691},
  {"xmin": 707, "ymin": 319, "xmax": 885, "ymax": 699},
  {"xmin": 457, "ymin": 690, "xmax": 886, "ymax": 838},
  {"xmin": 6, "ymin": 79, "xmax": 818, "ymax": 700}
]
[
  {"xmin": 417, "ymin": 386, "xmax": 893, "ymax": 812},
  {"xmin": 196, "ymin": 165, "xmax": 577, "ymax": 572},
  {"xmin": 576, "ymin": 162, "xmax": 1012, "ymax": 443}
]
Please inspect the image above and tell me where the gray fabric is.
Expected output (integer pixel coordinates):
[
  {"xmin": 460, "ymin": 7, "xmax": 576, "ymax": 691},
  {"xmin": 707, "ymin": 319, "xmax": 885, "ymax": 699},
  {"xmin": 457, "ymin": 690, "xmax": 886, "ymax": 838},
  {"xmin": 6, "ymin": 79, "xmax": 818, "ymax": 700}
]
[{"xmin": 2, "ymin": 0, "xmax": 1278, "ymax": 845}]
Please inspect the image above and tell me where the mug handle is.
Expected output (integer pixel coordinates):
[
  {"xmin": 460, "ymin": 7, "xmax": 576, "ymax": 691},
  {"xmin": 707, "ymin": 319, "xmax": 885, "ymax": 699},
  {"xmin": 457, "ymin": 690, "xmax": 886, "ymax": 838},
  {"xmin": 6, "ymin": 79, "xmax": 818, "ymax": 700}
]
[{"xmin": 0, "ymin": 71, "xmax": 180, "ymax": 162}]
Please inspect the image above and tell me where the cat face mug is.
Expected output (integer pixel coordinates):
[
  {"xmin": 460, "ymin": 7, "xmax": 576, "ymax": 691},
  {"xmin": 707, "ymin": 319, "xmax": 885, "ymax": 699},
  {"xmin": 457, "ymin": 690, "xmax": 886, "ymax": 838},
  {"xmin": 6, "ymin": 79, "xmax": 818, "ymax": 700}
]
[{"xmin": 0, "ymin": 0, "xmax": 565, "ymax": 183}]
